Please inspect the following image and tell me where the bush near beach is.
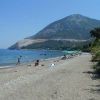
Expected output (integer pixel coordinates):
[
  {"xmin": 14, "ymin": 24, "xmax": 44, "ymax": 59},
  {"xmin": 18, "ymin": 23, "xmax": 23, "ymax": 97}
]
[{"xmin": 90, "ymin": 28, "xmax": 100, "ymax": 74}]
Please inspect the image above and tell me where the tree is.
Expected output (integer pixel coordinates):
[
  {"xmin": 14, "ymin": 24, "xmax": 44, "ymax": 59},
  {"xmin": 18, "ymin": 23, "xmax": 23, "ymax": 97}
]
[{"xmin": 90, "ymin": 28, "xmax": 100, "ymax": 39}]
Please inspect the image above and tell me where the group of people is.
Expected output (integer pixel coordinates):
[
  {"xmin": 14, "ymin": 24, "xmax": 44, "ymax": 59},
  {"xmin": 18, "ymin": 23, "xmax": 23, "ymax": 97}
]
[
  {"xmin": 16, "ymin": 54, "xmax": 67, "ymax": 66},
  {"xmin": 16, "ymin": 55, "xmax": 39, "ymax": 66},
  {"xmin": 17, "ymin": 54, "xmax": 73, "ymax": 66}
]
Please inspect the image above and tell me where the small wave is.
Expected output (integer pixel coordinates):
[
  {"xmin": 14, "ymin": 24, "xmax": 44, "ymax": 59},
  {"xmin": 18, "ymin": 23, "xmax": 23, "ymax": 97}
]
[{"xmin": 0, "ymin": 65, "xmax": 15, "ymax": 69}]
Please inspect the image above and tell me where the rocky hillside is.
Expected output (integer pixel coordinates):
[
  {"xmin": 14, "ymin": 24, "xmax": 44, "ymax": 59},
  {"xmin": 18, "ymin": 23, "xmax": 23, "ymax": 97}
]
[
  {"xmin": 31, "ymin": 14, "xmax": 100, "ymax": 40},
  {"xmin": 9, "ymin": 14, "xmax": 100, "ymax": 50}
]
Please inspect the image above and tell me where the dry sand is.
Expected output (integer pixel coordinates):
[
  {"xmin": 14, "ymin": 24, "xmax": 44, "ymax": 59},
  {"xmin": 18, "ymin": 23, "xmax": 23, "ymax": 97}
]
[{"xmin": 0, "ymin": 53, "xmax": 100, "ymax": 100}]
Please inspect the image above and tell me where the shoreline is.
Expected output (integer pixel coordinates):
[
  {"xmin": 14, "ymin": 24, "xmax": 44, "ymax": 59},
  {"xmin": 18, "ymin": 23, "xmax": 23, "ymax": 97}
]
[
  {"xmin": 0, "ymin": 49, "xmax": 81, "ymax": 69},
  {"xmin": 0, "ymin": 51, "xmax": 81, "ymax": 69}
]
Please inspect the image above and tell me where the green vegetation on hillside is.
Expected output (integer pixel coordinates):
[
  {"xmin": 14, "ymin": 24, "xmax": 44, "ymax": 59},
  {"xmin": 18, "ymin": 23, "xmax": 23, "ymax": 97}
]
[
  {"xmin": 22, "ymin": 40, "xmax": 91, "ymax": 51},
  {"xmin": 90, "ymin": 28, "xmax": 100, "ymax": 74}
]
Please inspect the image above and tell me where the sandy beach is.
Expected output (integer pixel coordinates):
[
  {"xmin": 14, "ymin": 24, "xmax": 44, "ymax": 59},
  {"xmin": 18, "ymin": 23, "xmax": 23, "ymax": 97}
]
[{"xmin": 0, "ymin": 53, "xmax": 100, "ymax": 100}]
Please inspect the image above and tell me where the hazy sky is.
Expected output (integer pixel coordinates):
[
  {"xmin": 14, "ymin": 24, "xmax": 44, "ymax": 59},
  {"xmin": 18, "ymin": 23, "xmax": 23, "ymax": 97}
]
[{"xmin": 0, "ymin": 0, "xmax": 100, "ymax": 48}]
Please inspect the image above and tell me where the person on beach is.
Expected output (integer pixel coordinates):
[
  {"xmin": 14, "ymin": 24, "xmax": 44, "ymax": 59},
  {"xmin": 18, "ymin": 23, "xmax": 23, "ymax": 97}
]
[
  {"xmin": 61, "ymin": 54, "xmax": 66, "ymax": 60},
  {"xmin": 50, "ymin": 63, "xmax": 55, "ymax": 67},
  {"xmin": 16, "ymin": 56, "xmax": 22, "ymax": 65},
  {"xmin": 35, "ymin": 60, "xmax": 39, "ymax": 66}
]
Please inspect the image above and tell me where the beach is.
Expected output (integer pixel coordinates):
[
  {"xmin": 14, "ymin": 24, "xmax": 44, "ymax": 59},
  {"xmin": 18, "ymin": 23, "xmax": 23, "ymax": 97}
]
[{"xmin": 0, "ymin": 53, "xmax": 100, "ymax": 100}]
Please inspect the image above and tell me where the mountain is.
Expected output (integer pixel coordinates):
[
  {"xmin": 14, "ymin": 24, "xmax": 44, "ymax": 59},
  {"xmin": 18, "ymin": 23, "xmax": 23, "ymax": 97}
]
[
  {"xmin": 9, "ymin": 14, "xmax": 100, "ymax": 50},
  {"xmin": 31, "ymin": 14, "xmax": 100, "ymax": 40}
]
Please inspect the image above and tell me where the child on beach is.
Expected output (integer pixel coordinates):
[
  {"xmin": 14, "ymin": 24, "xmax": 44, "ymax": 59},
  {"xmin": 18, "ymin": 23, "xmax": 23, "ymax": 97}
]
[
  {"xmin": 35, "ymin": 60, "xmax": 39, "ymax": 66},
  {"xmin": 16, "ymin": 56, "xmax": 22, "ymax": 65}
]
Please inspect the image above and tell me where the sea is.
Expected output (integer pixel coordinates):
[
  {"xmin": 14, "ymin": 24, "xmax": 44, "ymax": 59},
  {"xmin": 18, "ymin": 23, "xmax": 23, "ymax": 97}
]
[{"xmin": 0, "ymin": 49, "xmax": 67, "ymax": 68}]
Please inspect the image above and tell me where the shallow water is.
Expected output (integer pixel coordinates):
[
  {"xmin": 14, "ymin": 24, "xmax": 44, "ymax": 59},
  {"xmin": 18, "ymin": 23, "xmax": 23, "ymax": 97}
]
[{"xmin": 0, "ymin": 49, "xmax": 65, "ymax": 67}]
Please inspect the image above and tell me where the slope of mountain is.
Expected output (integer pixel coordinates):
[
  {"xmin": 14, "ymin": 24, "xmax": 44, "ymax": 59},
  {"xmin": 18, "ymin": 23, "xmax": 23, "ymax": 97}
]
[
  {"xmin": 30, "ymin": 14, "xmax": 100, "ymax": 40},
  {"xmin": 9, "ymin": 14, "xmax": 100, "ymax": 50}
]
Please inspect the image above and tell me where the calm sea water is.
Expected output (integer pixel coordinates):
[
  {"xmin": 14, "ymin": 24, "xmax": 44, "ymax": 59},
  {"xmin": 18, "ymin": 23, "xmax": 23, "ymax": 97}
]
[{"xmin": 0, "ymin": 49, "xmax": 66, "ymax": 67}]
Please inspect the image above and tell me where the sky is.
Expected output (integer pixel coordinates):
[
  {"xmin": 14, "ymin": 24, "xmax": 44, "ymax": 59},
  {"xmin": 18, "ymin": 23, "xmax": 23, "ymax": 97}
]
[{"xmin": 0, "ymin": 0, "xmax": 100, "ymax": 48}]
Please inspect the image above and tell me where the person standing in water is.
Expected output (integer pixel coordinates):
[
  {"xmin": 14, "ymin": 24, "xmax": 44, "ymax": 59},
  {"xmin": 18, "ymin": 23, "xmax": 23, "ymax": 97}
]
[{"xmin": 16, "ymin": 56, "xmax": 22, "ymax": 65}]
